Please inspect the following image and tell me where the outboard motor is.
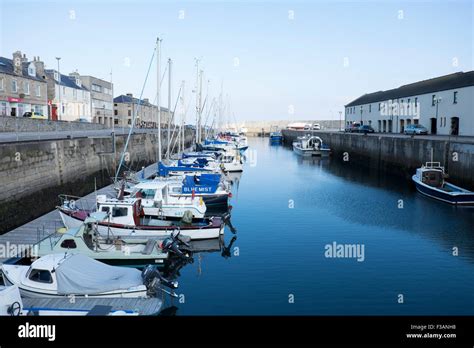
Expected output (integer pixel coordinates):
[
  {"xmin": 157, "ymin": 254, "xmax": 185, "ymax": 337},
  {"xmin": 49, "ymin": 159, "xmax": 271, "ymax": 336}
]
[
  {"xmin": 160, "ymin": 230, "xmax": 192, "ymax": 259},
  {"xmin": 142, "ymin": 265, "xmax": 179, "ymax": 297}
]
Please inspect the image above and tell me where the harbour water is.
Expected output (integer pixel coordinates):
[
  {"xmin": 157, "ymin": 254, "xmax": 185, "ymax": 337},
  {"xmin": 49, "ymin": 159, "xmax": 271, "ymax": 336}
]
[{"xmin": 170, "ymin": 137, "xmax": 474, "ymax": 315}]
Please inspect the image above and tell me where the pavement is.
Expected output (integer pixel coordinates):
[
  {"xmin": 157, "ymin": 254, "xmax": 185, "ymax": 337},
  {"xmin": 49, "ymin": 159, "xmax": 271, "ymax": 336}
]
[
  {"xmin": 0, "ymin": 127, "xmax": 164, "ymax": 143},
  {"xmin": 289, "ymin": 129, "xmax": 474, "ymax": 144}
]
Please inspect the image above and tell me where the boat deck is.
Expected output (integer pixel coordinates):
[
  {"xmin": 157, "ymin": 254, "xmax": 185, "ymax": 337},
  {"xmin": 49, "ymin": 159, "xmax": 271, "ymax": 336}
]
[
  {"xmin": 0, "ymin": 163, "xmax": 158, "ymax": 264},
  {"xmin": 22, "ymin": 296, "xmax": 163, "ymax": 316}
]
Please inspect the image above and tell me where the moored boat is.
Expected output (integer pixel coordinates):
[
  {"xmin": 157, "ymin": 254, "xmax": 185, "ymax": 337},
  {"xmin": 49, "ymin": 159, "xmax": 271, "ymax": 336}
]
[
  {"xmin": 412, "ymin": 162, "xmax": 474, "ymax": 205},
  {"xmin": 292, "ymin": 135, "xmax": 331, "ymax": 156},
  {"xmin": 1, "ymin": 253, "xmax": 176, "ymax": 298}
]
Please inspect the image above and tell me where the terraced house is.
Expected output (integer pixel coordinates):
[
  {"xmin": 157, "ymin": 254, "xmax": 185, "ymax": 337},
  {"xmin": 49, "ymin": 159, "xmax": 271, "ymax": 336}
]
[
  {"xmin": 345, "ymin": 71, "xmax": 474, "ymax": 136},
  {"xmin": 0, "ymin": 51, "xmax": 48, "ymax": 118},
  {"xmin": 113, "ymin": 93, "xmax": 172, "ymax": 128},
  {"xmin": 45, "ymin": 70, "xmax": 91, "ymax": 122}
]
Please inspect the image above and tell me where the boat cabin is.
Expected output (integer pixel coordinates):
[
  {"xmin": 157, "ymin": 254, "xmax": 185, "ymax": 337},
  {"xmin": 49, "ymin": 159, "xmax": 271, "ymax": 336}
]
[
  {"xmin": 417, "ymin": 162, "xmax": 446, "ymax": 188},
  {"xmin": 96, "ymin": 196, "xmax": 142, "ymax": 226}
]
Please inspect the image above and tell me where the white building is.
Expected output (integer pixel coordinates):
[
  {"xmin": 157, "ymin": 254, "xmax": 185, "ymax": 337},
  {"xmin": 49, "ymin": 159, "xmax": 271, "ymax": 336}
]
[
  {"xmin": 45, "ymin": 69, "xmax": 91, "ymax": 122},
  {"xmin": 345, "ymin": 71, "xmax": 474, "ymax": 136}
]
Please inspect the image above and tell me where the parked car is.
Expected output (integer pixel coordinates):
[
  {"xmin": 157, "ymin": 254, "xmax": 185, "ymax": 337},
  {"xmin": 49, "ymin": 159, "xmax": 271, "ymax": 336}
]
[
  {"xmin": 358, "ymin": 125, "xmax": 375, "ymax": 134},
  {"xmin": 23, "ymin": 112, "xmax": 47, "ymax": 120},
  {"xmin": 345, "ymin": 123, "xmax": 361, "ymax": 133},
  {"xmin": 404, "ymin": 124, "xmax": 428, "ymax": 135},
  {"xmin": 312, "ymin": 123, "xmax": 321, "ymax": 130}
]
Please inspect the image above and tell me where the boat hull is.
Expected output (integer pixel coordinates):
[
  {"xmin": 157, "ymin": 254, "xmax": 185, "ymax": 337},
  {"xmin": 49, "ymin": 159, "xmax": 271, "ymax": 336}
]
[
  {"xmin": 412, "ymin": 175, "xmax": 474, "ymax": 205},
  {"xmin": 59, "ymin": 210, "xmax": 223, "ymax": 240}
]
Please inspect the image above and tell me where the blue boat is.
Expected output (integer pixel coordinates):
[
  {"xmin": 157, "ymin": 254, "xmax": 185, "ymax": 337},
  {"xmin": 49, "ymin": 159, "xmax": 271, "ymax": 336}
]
[
  {"xmin": 412, "ymin": 162, "xmax": 474, "ymax": 205},
  {"xmin": 269, "ymin": 131, "xmax": 283, "ymax": 143},
  {"xmin": 158, "ymin": 162, "xmax": 215, "ymax": 177}
]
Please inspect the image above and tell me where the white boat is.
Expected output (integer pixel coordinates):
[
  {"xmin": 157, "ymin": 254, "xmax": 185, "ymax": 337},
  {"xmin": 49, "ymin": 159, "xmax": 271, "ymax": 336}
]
[
  {"xmin": 292, "ymin": 135, "xmax": 331, "ymax": 157},
  {"xmin": 0, "ymin": 285, "xmax": 163, "ymax": 316},
  {"xmin": 1, "ymin": 254, "xmax": 153, "ymax": 298},
  {"xmin": 219, "ymin": 151, "xmax": 244, "ymax": 172},
  {"xmin": 58, "ymin": 197, "xmax": 224, "ymax": 240},
  {"xmin": 34, "ymin": 218, "xmax": 169, "ymax": 265},
  {"xmin": 129, "ymin": 181, "xmax": 207, "ymax": 219}
]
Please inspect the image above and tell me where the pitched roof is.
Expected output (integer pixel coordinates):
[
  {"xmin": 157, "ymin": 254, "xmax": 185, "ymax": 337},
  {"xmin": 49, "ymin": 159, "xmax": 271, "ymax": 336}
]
[
  {"xmin": 345, "ymin": 71, "xmax": 474, "ymax": 107},
  {"xmin": 114, "ymin": 94, "xmax": 170, "ymax": 112},
  {"xmin": 0, "ymin": 57, "xmax": 46, "ymax": 82},
  {"xmin": 44, "ymin": 69, "xmax": 90, "ymax": 91}
]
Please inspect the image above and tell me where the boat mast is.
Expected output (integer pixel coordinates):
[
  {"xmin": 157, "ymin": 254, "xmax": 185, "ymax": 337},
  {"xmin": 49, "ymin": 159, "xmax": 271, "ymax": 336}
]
[
  {"xmin": 166, "ymin": 58, "xmax": 172, "ymax": 161},
  {"xmin": 198, "ymin": 69, "xmax": 203, "ymax": 142},
  {"xmin": 181, "ymin": 80, "xmax": 185, "ymax": 152},
  {"xmin": 156, "ymin": 37, "xmax": 162, "ymax": 163},
  {"xmin": 194, "ymin": 58, "xmax": 200, "ymax": 145}
]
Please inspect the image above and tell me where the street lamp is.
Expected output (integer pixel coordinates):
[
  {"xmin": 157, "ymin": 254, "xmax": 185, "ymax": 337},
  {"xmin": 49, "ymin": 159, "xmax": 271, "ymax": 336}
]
[
  {"xmin": 55, "ymin": 57, "xmax": 61, "ymax": 121},
  {"xmin": 360, "ymin": 106, "xmax": 363, "ymax": 125}
]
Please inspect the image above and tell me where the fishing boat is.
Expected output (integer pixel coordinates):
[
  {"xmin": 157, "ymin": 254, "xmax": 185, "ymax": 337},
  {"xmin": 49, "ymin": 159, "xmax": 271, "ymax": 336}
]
[
  {"xmin": 58, "ymin": 196, "xmax": 224, "ymax": 240},
  {"xmin": 269, "ymin": 126, "xmax": 283, "ymax": 143},
  {"xmin": 33, "ymin": 218, "xmax": 169, "ymax": 265},
  {"xmin": 157, "ymin": 161, "xmax": 218, "ymax": 177},
  {"xmin": 0, "ymin": 285, "xmax": 163, "ymax": 316},
  {"xmin": 1, "ymin": 253, "xmax": 175, "ymax": 298},
  {"xmin": 412, "ymin": 162, "xmax": 474, "ymax": 205},
  {"xmin": 292, "ymin": 135, "xmax": 331, "ymax": 156}
]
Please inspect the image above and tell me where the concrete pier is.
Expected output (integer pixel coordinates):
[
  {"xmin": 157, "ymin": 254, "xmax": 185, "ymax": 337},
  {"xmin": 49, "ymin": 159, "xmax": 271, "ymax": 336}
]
[
  {"xmin": 0, "ymin": 130, "xmax": 194, "ymax": 234},
  {"xmin": 282, "ymin": 129, "xmax": 474, "ymax": 189}
]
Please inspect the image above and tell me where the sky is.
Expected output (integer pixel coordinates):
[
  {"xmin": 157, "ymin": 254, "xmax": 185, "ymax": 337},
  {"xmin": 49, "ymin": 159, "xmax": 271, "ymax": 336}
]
[{"xmin": 0, "ymin": 0, "xmax": 472, "ymax": 124}]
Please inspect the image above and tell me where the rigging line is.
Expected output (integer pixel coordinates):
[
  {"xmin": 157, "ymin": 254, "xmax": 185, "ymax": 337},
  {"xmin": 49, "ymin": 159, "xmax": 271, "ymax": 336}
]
[
  {"xmin": 114, "ymin": 44, "xmax": 157, "ymax": 183},
  {"xmin": 166, "ymin": 85, "xmax": 183, "ymax": 157}
]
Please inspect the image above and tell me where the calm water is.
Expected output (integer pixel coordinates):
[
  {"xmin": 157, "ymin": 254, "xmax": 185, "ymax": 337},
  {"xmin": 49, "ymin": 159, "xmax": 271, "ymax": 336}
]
[{"xmin": 164, "ymin": 137, "xmax": 474, "ymax": 315}]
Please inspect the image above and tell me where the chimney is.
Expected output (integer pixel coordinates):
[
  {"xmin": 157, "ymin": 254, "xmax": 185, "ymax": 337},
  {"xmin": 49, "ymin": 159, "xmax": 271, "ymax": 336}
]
[
  {"xmin": 126, "ymin": 93, "xmax": 133, "ymax": 97},
  {"xmin": 21, "ymin": 53, "xmax": 28, "ymax": 63},
  {"xmin": 12, "ymin": 51, "xmax": 22, "ymax": 75},
  {"xmin": 34, "ymin": 56, "xmax": 45, "ymax": 78}
]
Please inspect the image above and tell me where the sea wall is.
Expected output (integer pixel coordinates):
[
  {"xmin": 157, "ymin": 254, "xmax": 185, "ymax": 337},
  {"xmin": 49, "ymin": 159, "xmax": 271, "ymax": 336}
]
[
  {"xmin": 0, "ymin": 115, "xmax": 109, "ymax": 132},
  {"xmin": 0, "ymin": 130, "xmax": 194, "ymax": 234},
  {"xmin": 282, "ymin": 130, "xmax": 474, "ymax": 190}
]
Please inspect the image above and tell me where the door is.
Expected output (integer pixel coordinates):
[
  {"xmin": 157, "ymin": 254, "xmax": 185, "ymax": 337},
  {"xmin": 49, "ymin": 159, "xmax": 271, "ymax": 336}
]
[
  {"xmin": 450, "ymin": 117, "xmax": 459, "ymax": 135},
  {"xmin": 51, "ymin": 105, "xmax": 58, "ymax": 121},
  {"xmin": 400, "ymin": 119, "xmax": 405, "ymax": 133},
  {"xmin": 430, "ymin": 118, "xmax": 437, "ymax": 134}
]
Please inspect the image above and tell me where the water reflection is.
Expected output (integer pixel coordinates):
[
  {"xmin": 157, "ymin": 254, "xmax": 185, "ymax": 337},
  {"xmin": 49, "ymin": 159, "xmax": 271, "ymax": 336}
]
[{"xmin": 284, "ymin": 144, "xmax": 474, "ymax": 264}]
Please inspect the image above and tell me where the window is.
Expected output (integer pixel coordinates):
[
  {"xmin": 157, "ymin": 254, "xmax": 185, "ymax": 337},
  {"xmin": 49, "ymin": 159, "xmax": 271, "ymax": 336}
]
[
  {"xmin": 101, "ymin": 206, "xmax": 110, "ymax": 213},
  {"xmin": 415, "ymin": 97, "xmax": 418, "ymax": 107},
  {"xmin": 378, "ymin": 103, "xmax": 381, "ymax": 111},
  {"xmin": 453, "ymin": 91, "xmax": 458, "ymax": 104},
  {"xmin": 12, "ymin": 80, "xmax": 18, "ymax": 93},
  {"xmin": 128, "ymin": 119, "xmax": 132, "ymax": 125},
  {"xmin": 128, "ymin": 110, "xmax": 131, "ymax": 117},
  {"xmin": 432, "ymin": 95, "xmax": 436, "ymax": 106},
  {"xmin": 0, "ymin": 102, "xmax": 7, "ymax": 116},
  {"xmin": 34, "ymin": 105, "xmax": 43, "ymax": 114},
  {"xmin": 24, "ymin": 82, "xmax": 30, "ymax": 95},
  {"xmin": 369, "ymin": 104, "xmax": 371, "ymax": 113},
  {"xmin": 114, "ymin": 110, "xmax": 118, "ymax": 115},
  {"xmin": 36, "ymin": 84, "xmax": 41, "ymax": 97},
  {"xmin": 112, "ymin": 207, "xmax": 128, "ymax": 217},
  {"xmin": 28, "ymin": 269, "xmax": 53, "ymax": 283},
  {"xmin": 60, "ymin": 239, "xmax": 77, "ymax": 249},
  {"xmin": 0, "ymin": 78, "xmax": 4, "ymax": 90},
  {"xmin": 114, "ymin": 119, "xmax": 118, "ymax": 125}
]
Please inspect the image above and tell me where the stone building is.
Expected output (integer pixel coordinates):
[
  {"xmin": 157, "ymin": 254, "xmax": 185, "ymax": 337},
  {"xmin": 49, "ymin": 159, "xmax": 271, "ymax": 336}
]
[
  {"xmin": 0, "ymin": 51, "xmax": 48, "ymax": 117},
  {"xmin": 45, "ymin": 69, "xmax": 91, "ymax": 122},
  {"xmin": 345, "ymin": 71, "xmax": 474, "ymax": 136},
  {"xmin": 113, "ymin": 93, "xmax": 172, "ymax": 128},
  {"xmin": 79, "ymin": 74, "xmax": 113, "ymax": 126}
]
